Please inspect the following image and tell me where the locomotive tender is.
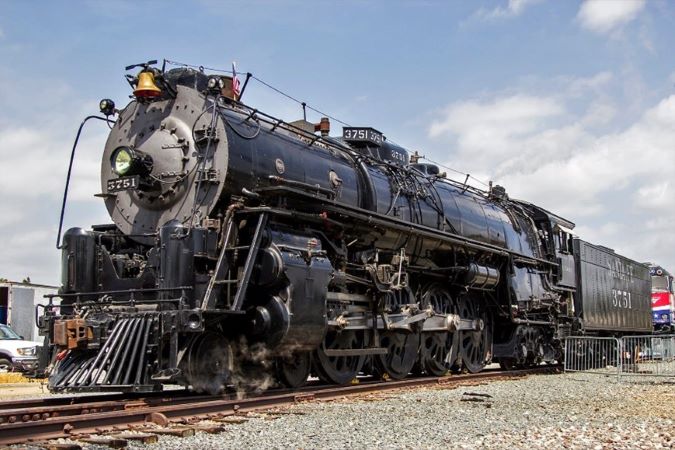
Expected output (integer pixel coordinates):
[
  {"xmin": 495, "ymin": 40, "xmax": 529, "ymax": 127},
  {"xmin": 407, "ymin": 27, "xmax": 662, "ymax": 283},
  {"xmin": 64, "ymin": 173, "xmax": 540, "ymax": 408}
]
[{"xmin": 40, "ymin": 61, "xmax": 652, "ymax": 392}]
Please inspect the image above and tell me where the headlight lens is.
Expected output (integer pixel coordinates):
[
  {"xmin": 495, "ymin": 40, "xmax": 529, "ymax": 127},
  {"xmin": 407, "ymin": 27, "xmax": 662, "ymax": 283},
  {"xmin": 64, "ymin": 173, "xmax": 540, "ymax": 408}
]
[
  {"xmin": 112, "ymin": 147, "xmax": 133, "ymax": 175},
  {"xmin": 110, "ymin": 146, "xmax": 153, "ymax": 178},
  {"xmin": 17, "ymin": 346, "xmax": 36, "ymax": 356}
]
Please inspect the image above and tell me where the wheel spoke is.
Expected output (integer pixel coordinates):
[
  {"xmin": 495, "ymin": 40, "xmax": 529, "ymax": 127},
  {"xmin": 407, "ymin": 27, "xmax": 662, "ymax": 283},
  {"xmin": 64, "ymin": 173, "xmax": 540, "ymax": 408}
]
[
  {"xmin": 373, "ymin": 286, "xmax": 421, "ymax": 379},
  {"xmin": 376, "ymin": 331, "xmax": 419, "ymax": 379},
  {"xmin": 417, "ymin": 284, "xmax": 458, "ymax": 377},
  {"xmin": 313, "ymin": 330, "xmax": 365, "ymax": 385},
  {"xmin": 457, "ymin": 295, "xmax": 492, "ymax": 373},
  {"xmin": 182, "ymin": 333, "xmax": 232, "ymax": 394}
]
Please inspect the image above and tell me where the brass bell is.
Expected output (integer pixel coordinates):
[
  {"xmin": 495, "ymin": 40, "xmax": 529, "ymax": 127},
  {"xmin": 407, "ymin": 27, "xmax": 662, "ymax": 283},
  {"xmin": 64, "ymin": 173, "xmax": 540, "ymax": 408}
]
[{"xmin": 134, "ymin": 71, "xmax": 161, "ymax": 98}]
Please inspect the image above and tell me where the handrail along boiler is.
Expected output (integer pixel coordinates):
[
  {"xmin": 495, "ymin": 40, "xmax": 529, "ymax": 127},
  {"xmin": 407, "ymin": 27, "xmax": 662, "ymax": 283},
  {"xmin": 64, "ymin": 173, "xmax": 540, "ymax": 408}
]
[{"xmin": 39, "ymin": 61, "xmax": 652, "ymax": 392}]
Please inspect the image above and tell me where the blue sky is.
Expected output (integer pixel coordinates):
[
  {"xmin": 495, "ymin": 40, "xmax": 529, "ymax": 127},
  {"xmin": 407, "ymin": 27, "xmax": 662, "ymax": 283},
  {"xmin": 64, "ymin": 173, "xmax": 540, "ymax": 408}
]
[{"xmin": 1, "ymin": 0, "xmax": 674, "ymax": 284}]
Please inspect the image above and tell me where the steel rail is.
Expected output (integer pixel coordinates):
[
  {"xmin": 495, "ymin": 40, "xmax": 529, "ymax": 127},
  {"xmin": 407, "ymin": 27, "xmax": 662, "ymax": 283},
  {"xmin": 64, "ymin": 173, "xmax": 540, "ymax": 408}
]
[
  {"xmin": 0, "ymin": 386, "xmax": 207, "ymax": 412},
  {"xmin": 0, "ymin": 366, "xmax": 560, "ymax": 446}
]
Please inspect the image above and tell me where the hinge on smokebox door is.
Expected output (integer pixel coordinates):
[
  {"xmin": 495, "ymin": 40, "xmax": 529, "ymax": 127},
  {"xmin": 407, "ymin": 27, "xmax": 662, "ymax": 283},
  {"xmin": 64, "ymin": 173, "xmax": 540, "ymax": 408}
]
[{"xmin": 196, "ymin": 168, "xmax": 221, "ymax": 183}]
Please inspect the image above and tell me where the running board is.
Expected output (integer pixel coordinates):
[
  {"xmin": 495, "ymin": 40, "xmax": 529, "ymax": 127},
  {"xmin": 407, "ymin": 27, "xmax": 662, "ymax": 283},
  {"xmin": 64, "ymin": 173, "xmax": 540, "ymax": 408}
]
[
  {"xmin": 323, "ymin": 348, "xmax": 388, "ymax": 356},
  {"xmin": 327, "ymin": 314, "xmax": 482, "ymax": 332}
]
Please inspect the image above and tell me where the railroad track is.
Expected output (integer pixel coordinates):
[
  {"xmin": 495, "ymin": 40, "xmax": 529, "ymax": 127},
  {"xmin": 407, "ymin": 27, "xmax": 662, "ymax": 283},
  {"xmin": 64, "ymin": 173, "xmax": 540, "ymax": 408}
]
[{"xmin": 0, "ymin": 365, "xmax": 560, "ymax": 447}]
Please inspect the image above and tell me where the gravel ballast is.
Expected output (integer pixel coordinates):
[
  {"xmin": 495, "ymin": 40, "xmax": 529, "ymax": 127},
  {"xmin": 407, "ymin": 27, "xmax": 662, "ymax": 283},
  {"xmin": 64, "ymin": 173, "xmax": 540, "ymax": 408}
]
[
  {"xmin": 114, "ymin": 372, "xmax": 674, "ymax": 450},
  {"xmin": 36, "ymin": 372, "xmax": 674, "ymax": 449}
]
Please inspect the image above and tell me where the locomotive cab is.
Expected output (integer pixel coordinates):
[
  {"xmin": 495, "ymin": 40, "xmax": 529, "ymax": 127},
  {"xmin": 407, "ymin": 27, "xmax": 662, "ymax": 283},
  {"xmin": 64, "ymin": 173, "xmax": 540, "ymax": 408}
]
[{"xmin": 551, "ymin": 224, "xmax": 577, "ymax": 289}]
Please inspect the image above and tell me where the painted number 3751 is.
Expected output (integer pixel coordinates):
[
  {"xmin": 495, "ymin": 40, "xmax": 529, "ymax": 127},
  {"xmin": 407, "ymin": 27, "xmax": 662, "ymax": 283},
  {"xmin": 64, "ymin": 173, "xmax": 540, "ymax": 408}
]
[
  {"xmin": 107, "ymin": 176, "xmax": 139, "ymax": 193},
  {"xmin": 611, "ymin": 289, "xmax": 632, "ymax": 309}
]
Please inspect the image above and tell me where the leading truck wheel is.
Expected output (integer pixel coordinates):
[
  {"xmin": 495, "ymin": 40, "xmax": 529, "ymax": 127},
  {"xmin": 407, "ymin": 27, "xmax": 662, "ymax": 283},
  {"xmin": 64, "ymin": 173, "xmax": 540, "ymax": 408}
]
[{"xmin": 182, "ymin": 333, "xmax": 233, "ymax": 394}]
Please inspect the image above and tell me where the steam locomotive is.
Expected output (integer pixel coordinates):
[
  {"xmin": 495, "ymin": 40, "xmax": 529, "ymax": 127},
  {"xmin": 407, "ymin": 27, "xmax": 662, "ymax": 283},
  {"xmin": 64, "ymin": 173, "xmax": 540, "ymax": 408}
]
[{"xmin": 39, "ymin": 61, "xmax": 652, "ymax": 393}]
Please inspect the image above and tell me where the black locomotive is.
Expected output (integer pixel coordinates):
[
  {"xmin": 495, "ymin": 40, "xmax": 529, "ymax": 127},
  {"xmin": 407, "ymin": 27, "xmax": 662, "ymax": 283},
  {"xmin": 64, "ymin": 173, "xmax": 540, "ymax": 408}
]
[{"xmin": 39, "ymin": 61, "xmax": 652, "ymax": 393}]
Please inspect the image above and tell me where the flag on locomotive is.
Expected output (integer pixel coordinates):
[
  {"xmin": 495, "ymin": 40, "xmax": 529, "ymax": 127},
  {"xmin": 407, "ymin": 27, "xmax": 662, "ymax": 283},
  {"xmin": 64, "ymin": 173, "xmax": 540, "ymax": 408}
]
[{"xmin": 232, "ymin": 62, "xmax": 241, "ymax": 100}]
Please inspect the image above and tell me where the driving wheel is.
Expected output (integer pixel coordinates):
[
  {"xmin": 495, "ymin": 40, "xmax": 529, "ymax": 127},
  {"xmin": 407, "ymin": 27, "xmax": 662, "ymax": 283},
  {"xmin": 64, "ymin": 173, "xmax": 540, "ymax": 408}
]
[
  {"xmin": 313, "ymin": 330, "xmax": 365, "ymax": 385},
  {"xmin": 417, "ymin": 284, "xmax": 459, "ymax": 376}
]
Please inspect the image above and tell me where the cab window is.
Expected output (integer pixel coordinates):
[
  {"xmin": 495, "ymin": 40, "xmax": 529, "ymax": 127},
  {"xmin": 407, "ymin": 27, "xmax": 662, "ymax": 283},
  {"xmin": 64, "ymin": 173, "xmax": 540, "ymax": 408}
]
[{"xmin": 556, "ymin": 231, "xmax": 570, "ymax": 254}]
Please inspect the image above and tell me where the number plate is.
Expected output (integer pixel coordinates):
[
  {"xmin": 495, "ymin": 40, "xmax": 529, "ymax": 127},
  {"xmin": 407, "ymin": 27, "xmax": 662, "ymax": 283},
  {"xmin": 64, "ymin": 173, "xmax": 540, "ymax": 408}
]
[
  {"xmin": 342, "ymin": 127, "xmax": 383, "ymax": 146},
  {"xmin": 107, "ymin": 176, "xmax": 139, "ymax": 193}
]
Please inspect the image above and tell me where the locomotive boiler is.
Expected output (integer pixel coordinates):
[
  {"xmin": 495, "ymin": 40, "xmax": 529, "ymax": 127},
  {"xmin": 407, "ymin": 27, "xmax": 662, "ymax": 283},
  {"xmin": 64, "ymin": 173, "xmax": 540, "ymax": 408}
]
[{"xmin": 40, "ymin": 61, "xmax": 647, "ymax": 393}]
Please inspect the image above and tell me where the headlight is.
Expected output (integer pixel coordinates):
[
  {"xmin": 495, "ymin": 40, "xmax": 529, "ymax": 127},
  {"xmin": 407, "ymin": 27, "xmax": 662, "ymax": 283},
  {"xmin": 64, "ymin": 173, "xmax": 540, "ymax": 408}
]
[
  {"xmin": 16, "ymin": 346, "xmax": 36, "ymax": 356},
  {"xmin": 112, "ymin": 147, "xmax": 133, "ymax": 176},
  {"xmin": 110, "ymin": 147, "xmax": 153, "ymax": 177}
]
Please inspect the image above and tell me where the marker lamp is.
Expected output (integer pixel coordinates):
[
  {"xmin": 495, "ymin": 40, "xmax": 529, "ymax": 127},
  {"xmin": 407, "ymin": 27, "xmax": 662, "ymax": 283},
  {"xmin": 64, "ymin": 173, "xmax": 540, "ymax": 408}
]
[{"xmin": 99, "ymin": 98, "xmax": 116, "ymax": 116}]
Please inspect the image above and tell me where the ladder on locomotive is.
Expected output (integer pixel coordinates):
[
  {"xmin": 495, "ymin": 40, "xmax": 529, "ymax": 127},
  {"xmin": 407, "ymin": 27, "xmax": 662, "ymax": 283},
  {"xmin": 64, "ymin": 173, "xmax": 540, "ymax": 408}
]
[{"xmin": 201, "ymin": 212, "xmax": 269, "ymax": 311}]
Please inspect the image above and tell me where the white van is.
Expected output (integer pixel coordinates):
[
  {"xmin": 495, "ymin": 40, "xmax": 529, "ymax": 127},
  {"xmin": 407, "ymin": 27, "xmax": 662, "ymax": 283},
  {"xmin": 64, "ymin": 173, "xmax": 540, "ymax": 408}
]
[{"xmin": 0, "ymin": 323, "xmax": 41, "ymax": 372}]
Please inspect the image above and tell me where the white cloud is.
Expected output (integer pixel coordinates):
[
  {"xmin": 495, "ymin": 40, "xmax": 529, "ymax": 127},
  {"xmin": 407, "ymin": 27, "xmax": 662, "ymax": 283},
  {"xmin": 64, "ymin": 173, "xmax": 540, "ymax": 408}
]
[
  {"xmin": 576, "ymin": 0, "xmax": 646, "ymax": 35},
  {"xmin": 566, "ymin": 71, "xmax": 613, "ymax": 96},
  {"xmin": 429, "ymin": 95, "xmax": 571, "ymax": 175},
  {"xmin": 0, "ymin": 121, "xmax": 109, "ymax": 284},
  {"xmin": 0, "ymin": 68, "xmax": 111, "ymax": 284},
  {"xmin": 474, "ymin": 0, "xmax": 543, "ymax": 21},
  {"xmin": 633, "ymin": 182, "xmax": 670, "ymax": 210},
  {"xmin": 580, "ymin": 100, "xmax": 616, "ymax": 126},
  {"xmin": 0, "ymin": 126, "xmax": 104, "ymax": 202},
  {"xmin": 429, "ymin": 95, "xmax": 563, "ymax": 139},
  {"xmin": 427, "ymin": 72, "xmax": 675, "ymax": 272},
  {"xmin": 0, "ymin": 209, "xmax": 23, "ymax": 228}
]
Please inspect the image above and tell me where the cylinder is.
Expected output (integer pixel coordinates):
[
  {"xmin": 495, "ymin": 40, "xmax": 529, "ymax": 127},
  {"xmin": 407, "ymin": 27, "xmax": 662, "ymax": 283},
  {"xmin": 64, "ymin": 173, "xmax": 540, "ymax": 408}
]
[{"xmin": 463, "ymin": 263, "xmax": 501, "ymax": 289}]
